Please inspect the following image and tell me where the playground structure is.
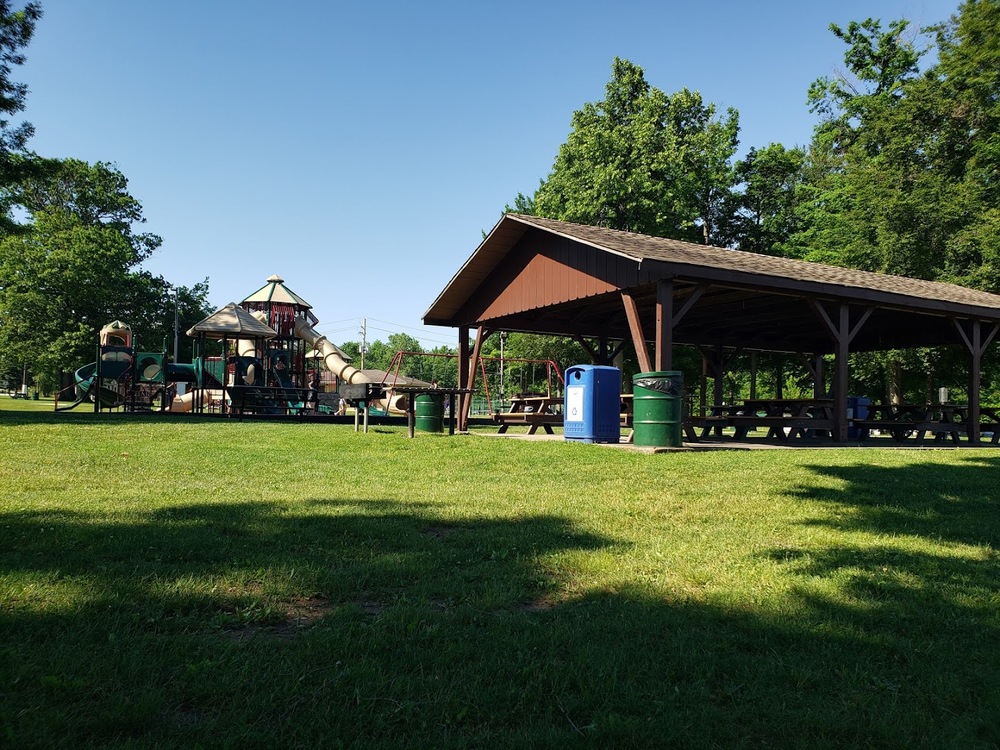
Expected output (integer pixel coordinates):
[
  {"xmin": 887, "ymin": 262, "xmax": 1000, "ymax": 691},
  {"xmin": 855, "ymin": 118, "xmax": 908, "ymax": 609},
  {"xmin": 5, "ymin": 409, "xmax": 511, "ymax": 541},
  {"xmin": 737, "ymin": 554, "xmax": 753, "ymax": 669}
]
[
  {"xmin": 54, "ymin": 320, "xmax": 219, "ymax": 412},
  {"xmin": 55, "ymin": 275, "xmax": 413, "ymax": 417}
]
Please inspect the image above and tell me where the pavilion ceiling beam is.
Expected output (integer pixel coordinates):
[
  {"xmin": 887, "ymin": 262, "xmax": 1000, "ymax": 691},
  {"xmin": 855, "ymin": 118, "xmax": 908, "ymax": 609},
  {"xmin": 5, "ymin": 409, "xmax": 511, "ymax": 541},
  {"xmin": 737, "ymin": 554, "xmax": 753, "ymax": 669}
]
[
  {"xmin": 574, "ymin": 335, "xmax": 601, "ymax": 364},
  {"xmin": 810, "ymin": 301, "xmax": 873, "ymax": 345}
]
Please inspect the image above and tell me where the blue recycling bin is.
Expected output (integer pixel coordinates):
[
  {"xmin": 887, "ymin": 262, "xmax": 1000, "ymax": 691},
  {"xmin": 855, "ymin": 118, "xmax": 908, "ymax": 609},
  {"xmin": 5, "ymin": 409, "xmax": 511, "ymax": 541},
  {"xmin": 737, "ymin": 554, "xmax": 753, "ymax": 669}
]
[
  {"xmin": 847, "ymin": 396, "xmax": 871, "ymax": 439},
  {"xmin": 564, "ymin": 365, "xmax": 621, "ymax": 443}
]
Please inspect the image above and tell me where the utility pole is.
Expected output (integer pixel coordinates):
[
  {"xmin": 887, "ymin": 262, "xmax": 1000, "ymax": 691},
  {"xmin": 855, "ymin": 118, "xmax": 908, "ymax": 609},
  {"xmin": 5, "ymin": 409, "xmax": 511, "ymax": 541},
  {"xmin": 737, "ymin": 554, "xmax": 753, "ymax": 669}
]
[{"xmin": 359, "ymin": 318, "xmax": 367, "ymax": 370}]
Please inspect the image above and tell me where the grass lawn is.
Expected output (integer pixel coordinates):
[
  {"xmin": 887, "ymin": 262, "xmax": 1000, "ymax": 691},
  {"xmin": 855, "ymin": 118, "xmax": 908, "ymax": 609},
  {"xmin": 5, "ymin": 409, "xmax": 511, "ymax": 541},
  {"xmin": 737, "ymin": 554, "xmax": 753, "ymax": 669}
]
[{"xmin": 2, "ymin": 401, "xmax": 1000, "ymax": 748}]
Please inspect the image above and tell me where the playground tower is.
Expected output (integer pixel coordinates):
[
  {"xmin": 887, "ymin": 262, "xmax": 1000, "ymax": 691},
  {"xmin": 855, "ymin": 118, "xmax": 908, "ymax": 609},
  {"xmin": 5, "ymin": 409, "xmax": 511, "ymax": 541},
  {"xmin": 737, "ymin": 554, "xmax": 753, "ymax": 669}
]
[{"xmin": 240, "ymin": 274, "xmax": 317, "ymax": 390}]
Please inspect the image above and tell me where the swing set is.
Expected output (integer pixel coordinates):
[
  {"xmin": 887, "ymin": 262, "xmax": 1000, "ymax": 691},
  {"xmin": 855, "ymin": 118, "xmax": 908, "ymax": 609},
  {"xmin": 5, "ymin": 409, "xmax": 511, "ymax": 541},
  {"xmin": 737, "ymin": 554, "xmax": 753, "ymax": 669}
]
[{"xmin": 384, "ymin": 350, "xmax": 564, "ymax": 417}]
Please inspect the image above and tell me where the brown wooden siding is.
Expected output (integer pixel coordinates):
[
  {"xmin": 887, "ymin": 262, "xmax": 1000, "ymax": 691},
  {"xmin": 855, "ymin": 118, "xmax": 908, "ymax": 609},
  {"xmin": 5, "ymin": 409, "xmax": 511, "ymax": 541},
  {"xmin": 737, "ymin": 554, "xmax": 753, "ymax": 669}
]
[{"xmin": 457, "ymin": 231, "xmax": 642, "ymax": 323}]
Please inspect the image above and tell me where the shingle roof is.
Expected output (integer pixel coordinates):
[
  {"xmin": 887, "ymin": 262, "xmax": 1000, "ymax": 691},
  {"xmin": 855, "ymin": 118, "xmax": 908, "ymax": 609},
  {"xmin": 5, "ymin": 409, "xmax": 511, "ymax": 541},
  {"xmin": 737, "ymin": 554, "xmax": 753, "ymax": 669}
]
[{"xmin": 510, "ymin": 214, "xmax": 1000, "ymax": 310}]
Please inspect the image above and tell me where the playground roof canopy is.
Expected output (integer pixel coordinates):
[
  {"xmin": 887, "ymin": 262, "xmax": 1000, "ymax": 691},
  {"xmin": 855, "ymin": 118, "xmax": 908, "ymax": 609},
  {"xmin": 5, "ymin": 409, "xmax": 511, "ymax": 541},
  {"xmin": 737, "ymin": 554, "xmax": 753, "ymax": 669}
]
[
  {"xmin": 243, "ymin": 274, "xmax": 313, "ymax": 309},
  {"xmin": 423, "ymin": 213, "xmax": 1000, "ymax": 354},
  {"xmin": 187, "ymin": 302, "xmax": 278, "ymax": 340}
]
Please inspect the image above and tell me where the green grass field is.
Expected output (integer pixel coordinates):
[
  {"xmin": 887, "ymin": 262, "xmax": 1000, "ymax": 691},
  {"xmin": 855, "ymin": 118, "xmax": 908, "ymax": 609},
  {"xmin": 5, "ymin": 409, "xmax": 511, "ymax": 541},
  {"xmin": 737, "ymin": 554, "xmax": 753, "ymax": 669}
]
[{"xmin": 3, "ymin": 399, "xmax": 1000, "ymax": 748}]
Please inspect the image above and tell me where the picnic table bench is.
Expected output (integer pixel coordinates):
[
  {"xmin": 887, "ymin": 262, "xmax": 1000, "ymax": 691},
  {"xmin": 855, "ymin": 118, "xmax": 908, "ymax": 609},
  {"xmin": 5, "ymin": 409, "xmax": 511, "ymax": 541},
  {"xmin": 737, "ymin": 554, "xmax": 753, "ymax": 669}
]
[
  {"xmin": 854, "ymin": 403, "xmax": 983, "ymax": 444},
  {"xmin": 853, "ymin": 404, "xmax": 968, "ymax": 444},
  {"xmin": 685, "ymin": 399, "xmax": 834, "ymax": 441},
  {"xmin": 493, "ymin": 395, "xmax": 563, "ymax": 434}
]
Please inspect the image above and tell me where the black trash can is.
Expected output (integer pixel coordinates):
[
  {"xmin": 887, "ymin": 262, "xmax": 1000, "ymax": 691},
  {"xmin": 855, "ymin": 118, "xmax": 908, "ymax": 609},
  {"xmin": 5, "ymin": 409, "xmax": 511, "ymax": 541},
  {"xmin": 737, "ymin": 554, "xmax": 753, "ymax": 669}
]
[{"xmin": 632, "ymin": 371, "xmax": 683, "ymax": 447}]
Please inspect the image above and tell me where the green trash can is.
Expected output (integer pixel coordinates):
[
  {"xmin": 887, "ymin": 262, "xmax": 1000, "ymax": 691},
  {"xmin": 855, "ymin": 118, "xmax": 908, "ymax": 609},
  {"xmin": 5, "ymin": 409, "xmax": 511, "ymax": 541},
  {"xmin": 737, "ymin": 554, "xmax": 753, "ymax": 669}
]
[
  {"xmin": 632, "ymin": 371, "xmax": 683, "ymax": 447},
  {"xmin": 415, "ymin": 392, "xmax": 444, "ymax": 433}
]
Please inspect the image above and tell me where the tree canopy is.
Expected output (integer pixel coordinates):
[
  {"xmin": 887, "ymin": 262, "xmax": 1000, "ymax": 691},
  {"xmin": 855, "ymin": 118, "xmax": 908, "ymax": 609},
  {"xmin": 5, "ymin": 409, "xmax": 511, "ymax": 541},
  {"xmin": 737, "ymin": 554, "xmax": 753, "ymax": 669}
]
[
  {"xmin": 505, "ymin": 2, "xmax": 1000, "ymax": 404},
  {"xmin": 0, "ymin": 6, "xmax": 214, "ymax": 394},
  {"xmin": 531, "ymin": 57, "xmax": 739, "ymax": 245}
]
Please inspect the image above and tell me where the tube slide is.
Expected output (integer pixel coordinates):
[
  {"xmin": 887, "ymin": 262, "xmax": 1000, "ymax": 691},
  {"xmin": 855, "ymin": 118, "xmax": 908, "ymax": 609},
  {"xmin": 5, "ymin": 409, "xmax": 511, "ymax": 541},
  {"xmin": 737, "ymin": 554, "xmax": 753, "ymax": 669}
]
[
  {"xmin": 55, "ymin": 361, "xmax": 129, "ymax": 411},
  {"xmin": 293, "ymin": 317, "xmax": 409, "ymax": 413},
  {"xmin": 293, "ymin": 317, "xmax": 365, "ymax": 384},
  {"xmin": 166, "ymin": 388, "xmax": 225, "ymax": 413}
]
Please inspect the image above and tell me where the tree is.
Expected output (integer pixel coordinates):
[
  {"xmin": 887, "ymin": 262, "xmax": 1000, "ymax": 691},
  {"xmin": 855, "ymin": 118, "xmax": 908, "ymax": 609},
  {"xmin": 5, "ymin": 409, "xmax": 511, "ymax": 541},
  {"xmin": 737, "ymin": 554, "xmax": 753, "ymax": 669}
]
[
  {"xmin": 532, "ymin": 58, "xmax": 739, "ymax": 244},
  {"xmin": 0, "ymin": 159, "xmax": 209, "ymax": 388},
  {"xmin": 716, "ymin": 143, "xmax": 806, "ymax": 254},
  {"xmin": 0, "ymin": 1, "xmax": 40, "ymax": 235}
]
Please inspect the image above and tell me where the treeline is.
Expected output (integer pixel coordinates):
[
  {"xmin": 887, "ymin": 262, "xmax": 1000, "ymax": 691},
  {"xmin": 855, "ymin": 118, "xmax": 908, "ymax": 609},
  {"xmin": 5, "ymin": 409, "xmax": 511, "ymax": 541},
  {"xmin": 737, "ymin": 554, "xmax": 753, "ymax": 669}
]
[
  {"xmin": 0, "ymin": 3, "xmax": 212, "ymax": 395},
  {"xmin": 508, "ymin": 0, "xmax": 1000, "ymax": 404}
]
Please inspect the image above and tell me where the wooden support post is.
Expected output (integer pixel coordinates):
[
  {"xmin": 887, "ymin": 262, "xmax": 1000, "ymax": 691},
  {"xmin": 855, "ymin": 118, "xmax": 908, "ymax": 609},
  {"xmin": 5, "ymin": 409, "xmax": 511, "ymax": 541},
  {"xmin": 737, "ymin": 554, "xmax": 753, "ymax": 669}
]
[
  {"xmin": 457, "ymin": 326, "xmax": 470, "ymax": 431},
  {"xmin": 655, "ymin": 278, "xmax": 674, "ymax": 371},
  {"xmin": 953, "ymin": 318, "xmax": 999, "ymax": 445},
  {"xmin": 699, "ymin": 356, "xmax": 707, "ymax": 416},
  {"xmin": 814, "ymin": 354, "xmax": 825, "ymax": 399},
  {"xmin": 622, "ymin": 292, "xmax": 652, "ymax": 373},
  {"xmin": 713, "ymin": 345, "xmax": 725, "ymax": 407},
  {"xmin": 970, "ymin": 320, "xmax": 982, "ymax": 444},
  {"xmin": 834, "ymin": 305, "xmax": 850, "ymax": 442},
  {"xmin": 810, "ymin": 301, "xmax": 871, "ymax": 443},
  {"xmin": 461, "ymin": 326, "xmax": 490, "ymax": 431}
]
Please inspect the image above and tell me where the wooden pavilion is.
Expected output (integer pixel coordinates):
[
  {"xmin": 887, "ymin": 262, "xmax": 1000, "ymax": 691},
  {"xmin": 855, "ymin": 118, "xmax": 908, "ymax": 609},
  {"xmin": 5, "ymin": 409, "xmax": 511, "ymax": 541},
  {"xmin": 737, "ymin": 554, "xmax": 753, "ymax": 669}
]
[{"xmin": 423, "ymin": 214, "xmax": 1000, "ymax": 442}]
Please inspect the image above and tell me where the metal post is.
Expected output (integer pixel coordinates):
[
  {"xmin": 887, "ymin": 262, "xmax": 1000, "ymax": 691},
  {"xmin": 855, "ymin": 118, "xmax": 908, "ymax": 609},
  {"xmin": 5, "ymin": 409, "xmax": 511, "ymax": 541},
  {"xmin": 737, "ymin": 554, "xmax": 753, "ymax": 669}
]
[
  {"xmin": 172, "ymin": 291, "xmax": 179, "ymax": 362},
  {"xmin": 499, "ymin": 331, "xmax": 507, "ymax": 401}
]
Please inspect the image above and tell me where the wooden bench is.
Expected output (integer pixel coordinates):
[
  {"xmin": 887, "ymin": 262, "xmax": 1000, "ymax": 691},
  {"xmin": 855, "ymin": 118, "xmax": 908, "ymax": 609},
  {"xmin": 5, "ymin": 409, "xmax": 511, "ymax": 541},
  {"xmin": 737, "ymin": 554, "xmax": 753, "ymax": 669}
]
[
  {"xmin": 854, "ymin": 419, "xmax": 964, "ymax": 443},
  {"xmin": 492, "ymin": 412, "xmax": 563, "ymax": 434},
  {"xmin": 728, "ymin": 415, "xmax": 834, "ymax": 440},
  {"xmin": 683, "ymin": 415, "xmax": 729, "ymax": 440}
]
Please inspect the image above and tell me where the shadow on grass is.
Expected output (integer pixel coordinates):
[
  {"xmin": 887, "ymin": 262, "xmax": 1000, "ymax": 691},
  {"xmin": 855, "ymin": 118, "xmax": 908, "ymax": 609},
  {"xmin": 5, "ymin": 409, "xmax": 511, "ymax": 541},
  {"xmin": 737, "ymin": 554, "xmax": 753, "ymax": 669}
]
[
  {"xmin": 0, "ymin": 407, "xmax": 220, "ymax": 429},
  {"xmin": 2, "ymin": 473, "xmax": 1000, "ymax": 748}
]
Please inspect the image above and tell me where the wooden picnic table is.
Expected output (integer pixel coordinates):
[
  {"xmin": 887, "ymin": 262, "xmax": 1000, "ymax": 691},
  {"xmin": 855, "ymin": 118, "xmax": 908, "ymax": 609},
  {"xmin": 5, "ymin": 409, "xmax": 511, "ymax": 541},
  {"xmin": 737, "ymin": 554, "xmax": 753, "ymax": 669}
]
[
  {"xmin": 730, "ymin": 398, "xmax": 834, "ymax": 440},
  {"xmin": 493, "ymin": 395, "xmax": 563, "ymax": 434},
  {"xmin": 685, "ymin": 399, "xmax": 834, "ymax": 441},
  {"xmin": 854, "ymin": 403, "xmax": 993, "ymax": 444}
]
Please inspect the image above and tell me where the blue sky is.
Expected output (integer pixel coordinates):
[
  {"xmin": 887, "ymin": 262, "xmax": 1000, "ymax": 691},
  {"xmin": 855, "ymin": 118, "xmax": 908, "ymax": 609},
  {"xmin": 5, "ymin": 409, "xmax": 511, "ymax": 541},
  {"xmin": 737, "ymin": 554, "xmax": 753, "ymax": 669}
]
[{"xmin": 19, "ymin": 0, "xmax": 959, "ymax": 349}]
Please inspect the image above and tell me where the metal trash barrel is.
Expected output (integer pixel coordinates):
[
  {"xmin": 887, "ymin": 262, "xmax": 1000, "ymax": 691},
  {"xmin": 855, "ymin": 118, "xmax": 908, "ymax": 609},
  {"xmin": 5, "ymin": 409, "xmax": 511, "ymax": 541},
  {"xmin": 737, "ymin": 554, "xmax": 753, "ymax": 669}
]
[
  {"xmin": 632, "ymin": 371, "xmax": 684, "ymax": 447},
  {"xmin": 415, "ymin": 392, "xmax": 444, "ymax": 432}
]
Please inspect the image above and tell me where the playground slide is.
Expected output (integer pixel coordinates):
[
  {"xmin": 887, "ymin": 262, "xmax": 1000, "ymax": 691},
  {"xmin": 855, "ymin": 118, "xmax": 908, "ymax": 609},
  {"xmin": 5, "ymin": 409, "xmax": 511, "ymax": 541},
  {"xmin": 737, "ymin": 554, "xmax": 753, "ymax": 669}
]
[
  {"xmin": 293, "ymin": 317, "xmax": 408, "ymax": 413},
  {"xmin": 56, "ymin": 360, "xmax": 130, "ymax": 411},
  {"xmin": 167, "ymin": 388, "xmax": 225, "ymax": 413},
  {"xmin": 293, "ymin": 317, "xmax": 365, "ymax": 384}
]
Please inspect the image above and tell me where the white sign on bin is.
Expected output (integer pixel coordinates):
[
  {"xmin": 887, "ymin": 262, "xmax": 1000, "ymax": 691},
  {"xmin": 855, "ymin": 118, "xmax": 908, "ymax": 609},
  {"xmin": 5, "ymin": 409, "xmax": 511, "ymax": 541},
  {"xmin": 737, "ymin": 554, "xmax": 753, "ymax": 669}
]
[{"xmin": 566, "ymin": 385, "xmax": 584, "ymax": 422}]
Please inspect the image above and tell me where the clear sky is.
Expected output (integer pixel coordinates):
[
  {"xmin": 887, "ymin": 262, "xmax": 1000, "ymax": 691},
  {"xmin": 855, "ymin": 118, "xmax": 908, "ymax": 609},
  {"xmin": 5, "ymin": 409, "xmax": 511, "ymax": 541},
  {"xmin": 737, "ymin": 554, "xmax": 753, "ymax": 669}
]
[{"xmin": 18, "ymin": 0, "xmax": 959, "ymax": 349}]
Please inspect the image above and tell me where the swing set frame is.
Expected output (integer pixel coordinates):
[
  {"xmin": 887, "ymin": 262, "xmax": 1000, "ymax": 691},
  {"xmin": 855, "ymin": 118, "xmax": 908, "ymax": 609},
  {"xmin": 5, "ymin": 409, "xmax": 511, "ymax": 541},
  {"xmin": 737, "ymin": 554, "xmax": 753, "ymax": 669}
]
[{"xmin": 384, "ymin": 350, "xmax": 564, "ymax": 416}]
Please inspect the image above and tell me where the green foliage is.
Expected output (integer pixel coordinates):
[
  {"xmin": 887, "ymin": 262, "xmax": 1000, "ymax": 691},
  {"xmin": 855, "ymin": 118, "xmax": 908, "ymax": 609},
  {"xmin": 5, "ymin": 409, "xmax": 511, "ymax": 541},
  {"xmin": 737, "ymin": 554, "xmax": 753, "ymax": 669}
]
[
  {"xmin": 0, "ymin": 1, "xmax": 41, "ymax": 234},
  {"xmin": 0, "ymin": 14, "xmax": 214, "ymax": 393},
  {"xmin": 532, "ymin": 58, "xmax": 739, "ymax": 244},
  {"xmin": 717, "ymin": 143, "xmax": 806, "ymax": 254},
  {"xmin": 0, "ymin": 159, "xmax": 212, "ymax": 385}
]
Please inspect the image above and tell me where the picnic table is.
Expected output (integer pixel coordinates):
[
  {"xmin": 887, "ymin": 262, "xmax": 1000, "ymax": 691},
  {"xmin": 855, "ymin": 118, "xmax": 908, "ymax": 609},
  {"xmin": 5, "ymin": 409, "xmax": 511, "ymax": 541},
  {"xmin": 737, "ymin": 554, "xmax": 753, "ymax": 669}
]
[
  {"xmin": 493, "ymin": 395, "xmax": 563, "ymax": 434},
  {"xmin": 685, "ymin": 399, "xmax": 834, "ymax": 441},
  {"xmin": 730, "ymin": 398, "xmax": 834, "ymax": 440},
  {"xmin": 853, "ymin": 403, "xmax": 995, "ymax": 444}
]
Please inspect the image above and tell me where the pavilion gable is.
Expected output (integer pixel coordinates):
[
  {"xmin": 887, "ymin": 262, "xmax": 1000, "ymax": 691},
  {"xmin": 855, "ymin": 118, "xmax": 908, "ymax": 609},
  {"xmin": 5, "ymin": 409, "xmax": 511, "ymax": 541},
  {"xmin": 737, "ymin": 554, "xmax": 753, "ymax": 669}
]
[{"xmin": 457, "ymin": 229, "xmax": 642, "ymax": 322}]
